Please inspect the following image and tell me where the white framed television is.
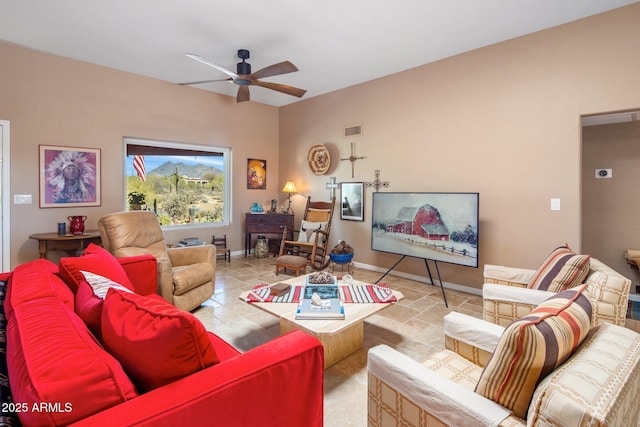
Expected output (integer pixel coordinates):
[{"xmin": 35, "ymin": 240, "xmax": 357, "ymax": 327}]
[{"xmin": 371, "ymin": 192, "xmax": 479, "ymax": 268}]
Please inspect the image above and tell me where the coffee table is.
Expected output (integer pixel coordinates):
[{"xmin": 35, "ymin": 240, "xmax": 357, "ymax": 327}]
[{"xmin": 239, "ymin": 275, "xmax": 403, "ymax": 368}]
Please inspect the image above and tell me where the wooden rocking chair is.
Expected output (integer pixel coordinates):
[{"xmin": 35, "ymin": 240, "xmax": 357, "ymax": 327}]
[{"xmin": 277, "ymin": 196, "xmax": 336, "ymax": 271}]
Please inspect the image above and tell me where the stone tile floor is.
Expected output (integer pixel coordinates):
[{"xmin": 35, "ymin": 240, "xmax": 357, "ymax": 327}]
[{"xmin": 193, "ymin": 255, "xmax": 485, "ymax": 426}]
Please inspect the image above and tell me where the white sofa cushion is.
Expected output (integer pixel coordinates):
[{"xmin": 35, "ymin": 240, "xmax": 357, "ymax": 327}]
[{"xmin": 368, "ymin": 345, "xmax": 510, "ymax": 427}]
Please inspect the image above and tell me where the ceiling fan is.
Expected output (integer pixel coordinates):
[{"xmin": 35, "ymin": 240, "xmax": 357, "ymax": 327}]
[{"xmin": 179, "ymin": 49, "xmax": 307, "ymax": 103}]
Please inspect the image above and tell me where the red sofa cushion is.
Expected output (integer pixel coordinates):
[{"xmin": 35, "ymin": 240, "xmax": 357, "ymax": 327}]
[
  {"xmin": 59, "ymin": 243, "xmax": 134, "ymax": 293},
  {"xmin": 207, "ymin": 331, "xmax": 241, "ymax": 361},
  {"xmin": 117, "ymin": 254, "xmax": 158, "ymax": 295},
  {"xmin": 6, "ymin": 260, "xmax": 138, "ymax": 426},
  {"xmin": 4, "ymin": 259, "xmax": 73, "ymax": 318},
  {"xmin": 101, "ymin": 289, "xmax": 220, "ymax": 392},
  {"xmin": 75, "ymin": 276, "xmax": 166, "ymax": 341}
]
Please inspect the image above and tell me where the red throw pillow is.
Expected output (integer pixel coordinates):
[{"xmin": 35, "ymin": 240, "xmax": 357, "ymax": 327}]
[
  {"xmin": 75, "ymin": 280, "xmax": 104, "ymax": 339},
  {"xmin": 101, "ymin": 289, "xmax": 219, "ymax": 392},
  {"xmin": 59, "ymin": 243, "xmax": 134, "ymax": 293},
  {"xmin": 74, "ymin": 273, "xmax": 133, "ymax": 340}
]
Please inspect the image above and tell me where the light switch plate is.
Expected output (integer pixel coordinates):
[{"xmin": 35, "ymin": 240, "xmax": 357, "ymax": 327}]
[
  {"xmin": 550, "ymin": 198, "xmax": 560, "ymax": 211},
  {"xmin": 14, "ymin": 194, "xmax": 32, "ymax": 204}
]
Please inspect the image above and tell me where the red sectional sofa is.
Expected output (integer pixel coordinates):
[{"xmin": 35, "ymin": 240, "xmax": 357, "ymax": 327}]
[{"xmin": 3, "ymin": 250, "xmax": 324, "ymax": 426}]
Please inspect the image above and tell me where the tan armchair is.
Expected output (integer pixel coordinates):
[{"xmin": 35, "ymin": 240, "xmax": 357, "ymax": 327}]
[
  {"xmin": 368, "ymin": 311, "xmax": 640, "ymax": 426},
  {"xmin": 483, "ymin": 257, "xmax": 631, "ymax": 327},
  {"xmin": 98, "ymin": 211, "xmax": 215, "ymax": 311}
]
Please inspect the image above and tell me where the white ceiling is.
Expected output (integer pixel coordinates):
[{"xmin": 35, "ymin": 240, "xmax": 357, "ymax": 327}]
[{"xmin": 1, "ymin": 0, "xmax": 638, "ymax": 107}]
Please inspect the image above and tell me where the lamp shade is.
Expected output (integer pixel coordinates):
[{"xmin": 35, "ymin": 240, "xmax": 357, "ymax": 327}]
[{"xmin": 282, "ymin": 180, "xmax": 297, "ymax": 193}]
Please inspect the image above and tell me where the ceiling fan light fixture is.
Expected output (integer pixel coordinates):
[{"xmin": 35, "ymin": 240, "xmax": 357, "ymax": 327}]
[{"xmin": 236, "ymin": 60, "xmax": 251, "ymax": 75}]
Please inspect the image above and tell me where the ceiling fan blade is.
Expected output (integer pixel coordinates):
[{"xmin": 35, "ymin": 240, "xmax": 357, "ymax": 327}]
[
  {"xmin": 178, "ymin": 78, "xmax": 232, "ymax": 86},
  {"xmin": 185, "ymin": 53, "xmax": 238, "ymax": 79},
  {"xmin": 251, "ymin": 61, "xmax": 299, "ymax": 79},
  {"xmin": 237, "ymin": 86, "xmax": 250, "ymax": 103},
  {"xmin": 252, "ymin": 80, "xmax": 307, "ymax": 98}
]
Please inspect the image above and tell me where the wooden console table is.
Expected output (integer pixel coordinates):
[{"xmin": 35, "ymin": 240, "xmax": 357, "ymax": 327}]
[
  {"xmin": 244, "ymin": 213, "xmax": 294, "ymax": 257},
  {"xmin": 29, "ymin": 230, "xmax": 102, "ymax": 259}
]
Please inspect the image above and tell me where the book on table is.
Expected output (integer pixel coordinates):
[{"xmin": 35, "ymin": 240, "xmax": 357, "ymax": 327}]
[
  {"xmin": 269, "ymin": 282, "xmax": 291, "ymax": 296},
  {"xmin": 295, "ymin": 284, "xmax": 344, "ymax": 320}
]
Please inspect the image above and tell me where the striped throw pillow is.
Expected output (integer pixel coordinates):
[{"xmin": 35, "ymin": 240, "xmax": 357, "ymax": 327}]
[
  {"xmin": 528, "ymin": 245, "xmax": 590, "ymax": 292},
  {"xmin": 475, "ymin": 284, "xmax": 592, "ymax": 419}
]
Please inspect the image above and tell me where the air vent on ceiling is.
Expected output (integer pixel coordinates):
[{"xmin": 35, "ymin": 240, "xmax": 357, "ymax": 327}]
[
  {"xmin": 344, "ymin": 125, "xmax": 362, "ymax": 137},
  {"xmin": 581, "ymin": 111, "xmax": 640, "ymax": 127}
]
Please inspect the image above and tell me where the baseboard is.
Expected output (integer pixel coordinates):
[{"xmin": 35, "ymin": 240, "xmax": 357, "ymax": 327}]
[{"xmin": 352, "ymin": 260, "xmax": 482, "ymax": 296}]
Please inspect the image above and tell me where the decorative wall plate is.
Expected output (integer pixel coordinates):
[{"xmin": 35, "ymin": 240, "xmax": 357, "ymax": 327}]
[{"xmin": 307, "ymin": 144, "xmax": 330, "ymax": 175}]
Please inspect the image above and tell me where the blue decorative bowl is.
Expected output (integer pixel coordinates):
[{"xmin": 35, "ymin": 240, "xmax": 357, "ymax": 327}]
[{"xmin": 330, "ymin": 253, "xmax": 354, "ymax": 263}]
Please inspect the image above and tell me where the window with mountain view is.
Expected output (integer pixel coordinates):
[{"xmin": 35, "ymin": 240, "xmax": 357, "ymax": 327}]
[{"xmin": 124, "ymin": 138, "xmax": 230, "ymax": 227}]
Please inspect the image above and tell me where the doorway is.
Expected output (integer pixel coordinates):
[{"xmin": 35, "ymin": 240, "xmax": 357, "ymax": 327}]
[{"xmin": 581, "ymin": 110, "xmax": 640, "ymax": 289}]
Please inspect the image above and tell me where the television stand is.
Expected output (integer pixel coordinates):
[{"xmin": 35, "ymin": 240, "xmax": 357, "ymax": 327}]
[{"xmin": 375, "ymin": 255, "xmax": 448, "ymax": 307}]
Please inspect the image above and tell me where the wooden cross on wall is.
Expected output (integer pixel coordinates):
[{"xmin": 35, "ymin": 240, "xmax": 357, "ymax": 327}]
[
  {"xmin": 365, "ymin": 169, "xmax": 390, "ymax": 192},
  {"xmin": 340, "ymin": 142, "xmax": 366, "ymax": 178}
]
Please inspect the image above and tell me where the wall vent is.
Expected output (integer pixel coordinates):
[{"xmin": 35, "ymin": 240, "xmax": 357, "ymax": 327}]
[{"xmin": 344, "ymin": 125, "xmax": 362, "ymax": 137}]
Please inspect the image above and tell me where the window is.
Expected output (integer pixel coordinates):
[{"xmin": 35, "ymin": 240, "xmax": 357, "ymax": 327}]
[{"xmin": 124, "ymin": 137, "xmax": 231, "ymax": 227}]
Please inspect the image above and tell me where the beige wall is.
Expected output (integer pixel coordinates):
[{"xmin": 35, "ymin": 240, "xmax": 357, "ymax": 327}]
[
  {"xmin": 279, "ymin": 4, "xmax": 640, "ymax": 290},
  {"xmin": 582, "ymin": 121, "xmax": 640, "ymax": 282},
  {"xmin": 0, "ymin": 41, "xmax": 280, "ymax": 267},
  {"xmin": 2, "ymin": 4, "xmax": 640, "ymax": 289}
]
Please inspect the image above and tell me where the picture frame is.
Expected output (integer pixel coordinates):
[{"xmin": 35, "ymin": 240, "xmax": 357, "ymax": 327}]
[
  {"xmin": 39, "ymin": 145, "xmax": 101, "ymax": 208},
  {"xmin": 340, "ymin": 182, "xmax": 364, "ymax": 221},
  {"xmin": 247, "ymin": 158, "xmax": 267, "ymax": 189}
]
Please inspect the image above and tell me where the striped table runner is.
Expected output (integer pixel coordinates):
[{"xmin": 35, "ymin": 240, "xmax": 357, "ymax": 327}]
[{"xmin": 246, "ymin": 283, "xmax": 396, "ymax": 303}]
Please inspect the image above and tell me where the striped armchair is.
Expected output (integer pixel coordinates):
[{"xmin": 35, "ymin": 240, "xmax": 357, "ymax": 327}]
[
  {"xmin": 368, "ymin": 311, "xmax": 640, "ymax": 427},
  {"xmin": 483, "ymin": 257, "xmax": 631, "ymax": 327}
]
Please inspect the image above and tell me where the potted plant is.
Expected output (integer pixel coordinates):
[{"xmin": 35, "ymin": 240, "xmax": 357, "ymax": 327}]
[{"xmin": 127, "ymin": 191, "xmax": 146, "ymax": 210}]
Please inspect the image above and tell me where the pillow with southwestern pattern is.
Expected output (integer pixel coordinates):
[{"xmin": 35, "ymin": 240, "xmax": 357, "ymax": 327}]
[
  {"xmin": 475, "ymin": 284, "xmax": 592, "ymax": 419},
  {"xmin": 527, "ymin": 245, "xmax": 590, "ymax": 293},
  {"xmin": 0, "ymin": 278, "xmax": 20, "ymax": 427}
]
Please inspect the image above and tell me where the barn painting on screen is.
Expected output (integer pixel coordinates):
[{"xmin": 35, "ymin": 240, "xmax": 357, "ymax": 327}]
[{"xmin": 371, "ymin": 192, "xmax": 479, "ymax": 268}]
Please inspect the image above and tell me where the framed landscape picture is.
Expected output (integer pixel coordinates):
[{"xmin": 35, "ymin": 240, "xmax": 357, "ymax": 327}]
[
  {"xmin": 341, "ymin": 182, "xmax": 364, "ymax": 221},
  {"xmin": 39, "ymin": 145, "xmax": 101, "ymax": 207}
]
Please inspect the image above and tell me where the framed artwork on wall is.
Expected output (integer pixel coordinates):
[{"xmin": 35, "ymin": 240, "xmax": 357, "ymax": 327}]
[
  {"xmin": 341, "ymin": 182, "xmax": 364, "ymax": 221},
  {"xmin": 247, "ymin": 158, "xmax": 267, "ymax": 189},
  {"xmin": 39, "ymin": 145, "xmax": 101, "ymax": 208}
]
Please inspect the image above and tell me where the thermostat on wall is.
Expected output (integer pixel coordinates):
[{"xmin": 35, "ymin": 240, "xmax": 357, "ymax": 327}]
[{"xmin": 595, "ymin": 168, "xmax": 612, "ymax": 178}]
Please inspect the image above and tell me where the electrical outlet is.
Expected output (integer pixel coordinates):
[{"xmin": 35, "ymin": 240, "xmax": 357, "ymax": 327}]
[
  {"xmin": 595, "ymin": 168, "xmax": 612, "ymax": 178},
  {"xmin": 14, "ymin": 194, "xmax": 32, "ymax": 204}
]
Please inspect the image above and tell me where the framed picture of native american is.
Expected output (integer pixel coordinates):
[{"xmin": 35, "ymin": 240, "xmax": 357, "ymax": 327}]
[
  {"xmin": 340, "ymin": 182, "xmax": 364, "ymax": 221},
  {"xmin": 39, "ymin": 145, "xmax": 101, "ymax": 208}
]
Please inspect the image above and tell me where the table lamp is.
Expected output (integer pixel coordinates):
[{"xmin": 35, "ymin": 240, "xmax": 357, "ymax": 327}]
[{"xmin": 282, "ymin": 180, "xmax": 297, "ymax": 213}]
